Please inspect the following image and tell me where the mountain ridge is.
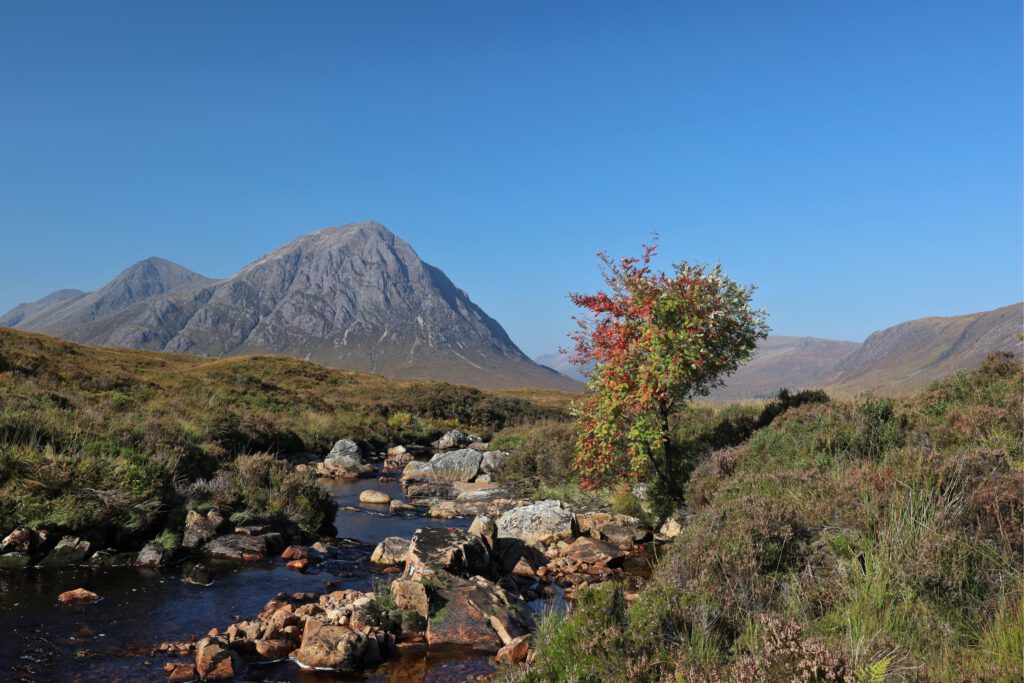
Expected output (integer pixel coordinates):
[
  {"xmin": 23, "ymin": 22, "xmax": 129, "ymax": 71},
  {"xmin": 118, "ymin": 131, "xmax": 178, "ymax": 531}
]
[
  {"xmin": 537, "ymin": 304, "xmax": 1022, "ymax": 398},
  {"xmin": 1, "ymin": 222, "xmax": 581, "ymax": 392}
]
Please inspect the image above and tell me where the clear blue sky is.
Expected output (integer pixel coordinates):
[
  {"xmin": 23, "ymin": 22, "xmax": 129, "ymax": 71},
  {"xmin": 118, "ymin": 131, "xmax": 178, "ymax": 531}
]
[{"xmin": 1, "ymin": 1, "xmax": 1020, "ymax": 357}]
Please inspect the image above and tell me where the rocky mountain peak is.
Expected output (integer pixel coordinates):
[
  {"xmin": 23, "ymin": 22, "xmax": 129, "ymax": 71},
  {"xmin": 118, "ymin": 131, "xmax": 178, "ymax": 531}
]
[{"xmin": 1, "ymin": 222, "xmax": 580, "ymax": 391}]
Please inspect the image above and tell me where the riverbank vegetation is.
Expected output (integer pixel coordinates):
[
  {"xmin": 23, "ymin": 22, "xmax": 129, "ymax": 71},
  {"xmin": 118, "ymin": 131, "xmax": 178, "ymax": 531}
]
[
  {"xmin": 0, "ymin": 328, "xmax": 572, "ymax": 546},
  {"xmin": 510, "ymin": 352, "xmax": 1023, "ymax": 682}
]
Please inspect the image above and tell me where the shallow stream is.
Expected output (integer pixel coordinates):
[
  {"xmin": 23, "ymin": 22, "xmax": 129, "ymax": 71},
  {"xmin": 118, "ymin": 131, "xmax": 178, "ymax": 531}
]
[{"xmin": 0, "ymin": 474, "xmax": 655, "ymax": 681}]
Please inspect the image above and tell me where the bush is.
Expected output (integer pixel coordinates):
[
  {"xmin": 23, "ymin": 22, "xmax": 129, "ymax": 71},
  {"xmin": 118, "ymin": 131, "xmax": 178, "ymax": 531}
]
[{"xmin": 492, "ymin": 421, "xmax": 577, "ymax": 497}]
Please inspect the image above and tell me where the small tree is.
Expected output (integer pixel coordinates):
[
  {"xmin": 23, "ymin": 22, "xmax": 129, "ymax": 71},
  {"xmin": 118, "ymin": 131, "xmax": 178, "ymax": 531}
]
[{"xmin": 569, "ymin": 241, "xmax": 768, "ymax": 501}]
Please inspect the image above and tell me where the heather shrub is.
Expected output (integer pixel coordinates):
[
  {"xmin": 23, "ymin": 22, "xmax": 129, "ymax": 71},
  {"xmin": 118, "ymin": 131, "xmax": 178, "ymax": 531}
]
[{"xmin": 517, "ymin": 354, "xmax": 1023, "ymax": 682}]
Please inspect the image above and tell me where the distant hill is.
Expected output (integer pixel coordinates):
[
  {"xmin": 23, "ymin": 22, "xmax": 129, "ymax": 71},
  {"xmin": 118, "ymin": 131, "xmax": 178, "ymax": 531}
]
[
  {"xmin": 534, "ymin": 351, "xmax": 588, "ymax": 383},
  {"xmin": 0, "ymin": 288, "xmax": 85, "ymax": 327},
  {"xmin": 536, "ymin": 304, "xmax": 1023, "ymax": 399},
  {"xmin": 2, "ymin": 257, "xmax": 215, "ymax": 334},
  {"xmin": 822, "ymin": 303, "xmax": 1023, "ymax": 395},
  {"xmin": 710, "ymin": 303, "xmax": 1022, "ymax": 399},
  {"xmin": 1, "ymin": 222, "xmax": 581, "ymax": 392},
  {"xmin": 708, "ymin": 336, "xmax": 861, "ymax": 400}
]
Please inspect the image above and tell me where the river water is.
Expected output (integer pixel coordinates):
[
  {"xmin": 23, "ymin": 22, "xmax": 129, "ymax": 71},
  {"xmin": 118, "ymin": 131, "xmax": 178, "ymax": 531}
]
[{"xmin": 0, "ymin": 474, "xmax": 496, "ymax": 682}]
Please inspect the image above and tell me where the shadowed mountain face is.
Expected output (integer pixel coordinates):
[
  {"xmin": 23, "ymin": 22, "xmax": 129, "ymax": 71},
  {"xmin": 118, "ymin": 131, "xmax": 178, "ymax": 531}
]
[{"xmin": 1, "ymin": 222, "xmax": 581, "ymax": 392}]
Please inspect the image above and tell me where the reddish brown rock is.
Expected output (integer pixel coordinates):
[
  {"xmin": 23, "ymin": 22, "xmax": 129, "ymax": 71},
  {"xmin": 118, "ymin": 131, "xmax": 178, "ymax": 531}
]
[
  {"xmin": 495, "ymin": 634, "xmax": 530, "ymax": 664},
  {"xmin": 254, "ymin": 638, "xmax": 293, "ymax": 660},
  {"xmin": 165, "ymin": 662, "xmax": 197, "ymax": 682},
  {"xmin": 286, "ymin": 558, "xmax": 309, "ymax": 572},
  {"xmin": 57, "ymin": 588, "xmax": 99, "ymax": 605},
  {"xmin": 426, "ymin": 591, "xmax": 502, "ymax": 653},
  {"xmin": 390, "ymin": 579, "xmax": 430, "ymax": 617},
  {"xmin": 280, "ymin": 545, "xmax": 308, "ymax": 560},
  {"xmin": 561, "ymin": 536, "xmax": 626, "ymax": 566},
  {"xmin": 195, "ymin": 636, "xmax": 240, "ymax": 680},
  {"xmin": 293, "ymin": 619, "xmax": 367, "ymax": 671}
]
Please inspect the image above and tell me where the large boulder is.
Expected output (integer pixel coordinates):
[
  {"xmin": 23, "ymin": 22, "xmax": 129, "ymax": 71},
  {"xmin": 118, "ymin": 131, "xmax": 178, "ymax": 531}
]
[
  {"xmin": 136, "ymin": 541, "xmax": 171, "ymax": 567},
  {"xmin": 424, "ymin": 574, "xmax": 532, "ymax": 653},
  {"xmin": 404, "ymin": 527, "xmax": 492, "ymax": 579},
  {"xmin": 319, "ymin": 439, "xmax": 374, "ymax": 477},
  {"xmin": 292, "ymin": 618, "xmax": 367, "ymax": 671},
  {"xmin": 426, "ymin": 590, "xmax": 503, "ymax": 653},
  {"xmin": 427, "ymin": 449, "xmax": 484, "ymax": 482},
  {"xmin": 370, "ymin": 536, "xmax": 410, "ymax": 565},
  {"xmin": 37, "ymin": 536, "xmax": 91, "ymax": 567},
  {"xmin": 496, "ymin": 500, "xmax": 577, "ymax": 547},
  {"xmin": 205, "ymin": 534, "xmax": 268, "ymax": 561},
  {"xmin": 401, "ymin": 449, "xmax": 484, "ymax": 487}
]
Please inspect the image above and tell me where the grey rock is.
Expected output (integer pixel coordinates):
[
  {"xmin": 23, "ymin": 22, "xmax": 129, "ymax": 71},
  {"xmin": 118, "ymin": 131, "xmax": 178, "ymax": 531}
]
[
  {"xmin": 37, "ymin": 536, "xmax": 91, "ymax": 567},
  {"xmin": 183, "ymin": 563, "xmax": 216, "ymax": 586},
  {"xmin": 321, "ymin": 439, "xmax": 373, "ymax": 476},
  {"xmin": 370, "ymin": 536, "xmax": 410, "ymax": 565},
  {"xmin": 204, "ymin": 534, "xmax": 267, "ymax": 560},
  {"xmin": 496, "ymin": 500, "xmax": 577, "ymax": 547},
  {"xmin": 433, "ymin": 429, "xmax": 467, "ymax": 450},
  {"xmin": 420, "ymin": 448, "xmax": 483, "ymax": 483},
  {"xmin": 136, "ymin": 541, "xmax": 169, "ymax": 567},
  {"xmin": 405, "ymin": 527, "xmax": 493, "ymax": 579}
]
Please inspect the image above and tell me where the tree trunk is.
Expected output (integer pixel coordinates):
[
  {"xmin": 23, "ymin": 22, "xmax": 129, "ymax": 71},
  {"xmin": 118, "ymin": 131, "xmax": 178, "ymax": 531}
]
[{"xmin": 658, "ymin": 399, "xmax": 680, "ymax": 501}]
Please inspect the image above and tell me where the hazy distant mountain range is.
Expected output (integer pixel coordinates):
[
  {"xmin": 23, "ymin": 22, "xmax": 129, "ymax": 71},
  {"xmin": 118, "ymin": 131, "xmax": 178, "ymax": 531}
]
[
  {"xmin": 535, "ymin": 303, "xmax": 1022, "ymax": 398},
  {"xmin": 0, "ymin": 222, "xmax": 579, "ymax": 391}
]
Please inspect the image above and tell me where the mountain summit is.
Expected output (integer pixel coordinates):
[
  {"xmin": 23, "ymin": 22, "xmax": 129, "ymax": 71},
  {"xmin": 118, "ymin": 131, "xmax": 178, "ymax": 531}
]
[{"xmin": 1, "ymin": 222, "xmax": 579, "ymax": 391}]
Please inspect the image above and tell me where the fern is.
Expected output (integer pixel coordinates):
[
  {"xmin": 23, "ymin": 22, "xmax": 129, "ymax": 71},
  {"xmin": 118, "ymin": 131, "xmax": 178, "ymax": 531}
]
[{"xmin": 856, "ymin": 655, "xmax": 892, "ymax": 683}]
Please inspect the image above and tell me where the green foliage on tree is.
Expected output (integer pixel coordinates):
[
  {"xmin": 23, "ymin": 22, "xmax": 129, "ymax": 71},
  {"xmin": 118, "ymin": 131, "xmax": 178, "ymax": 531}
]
[{"xmin": 569, "ymin": 240, "xmax": 768, "ymax": 500}]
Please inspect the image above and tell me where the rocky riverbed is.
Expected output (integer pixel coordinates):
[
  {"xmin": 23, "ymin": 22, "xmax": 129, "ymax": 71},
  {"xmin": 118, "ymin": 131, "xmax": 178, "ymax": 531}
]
[{"xmin": 0, "ymin": 433, "xmax": 674, "ymax": 681}]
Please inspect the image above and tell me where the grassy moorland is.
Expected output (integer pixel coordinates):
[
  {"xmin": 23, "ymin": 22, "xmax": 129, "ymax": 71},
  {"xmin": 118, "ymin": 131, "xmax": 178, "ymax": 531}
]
[
  {"xmin": 0, "ymin": 328, "xmax": 571, "ymax": 547},
  {"xmin": 510, "ymin": 353, "xmax": 1022, "ymax": 682}
]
